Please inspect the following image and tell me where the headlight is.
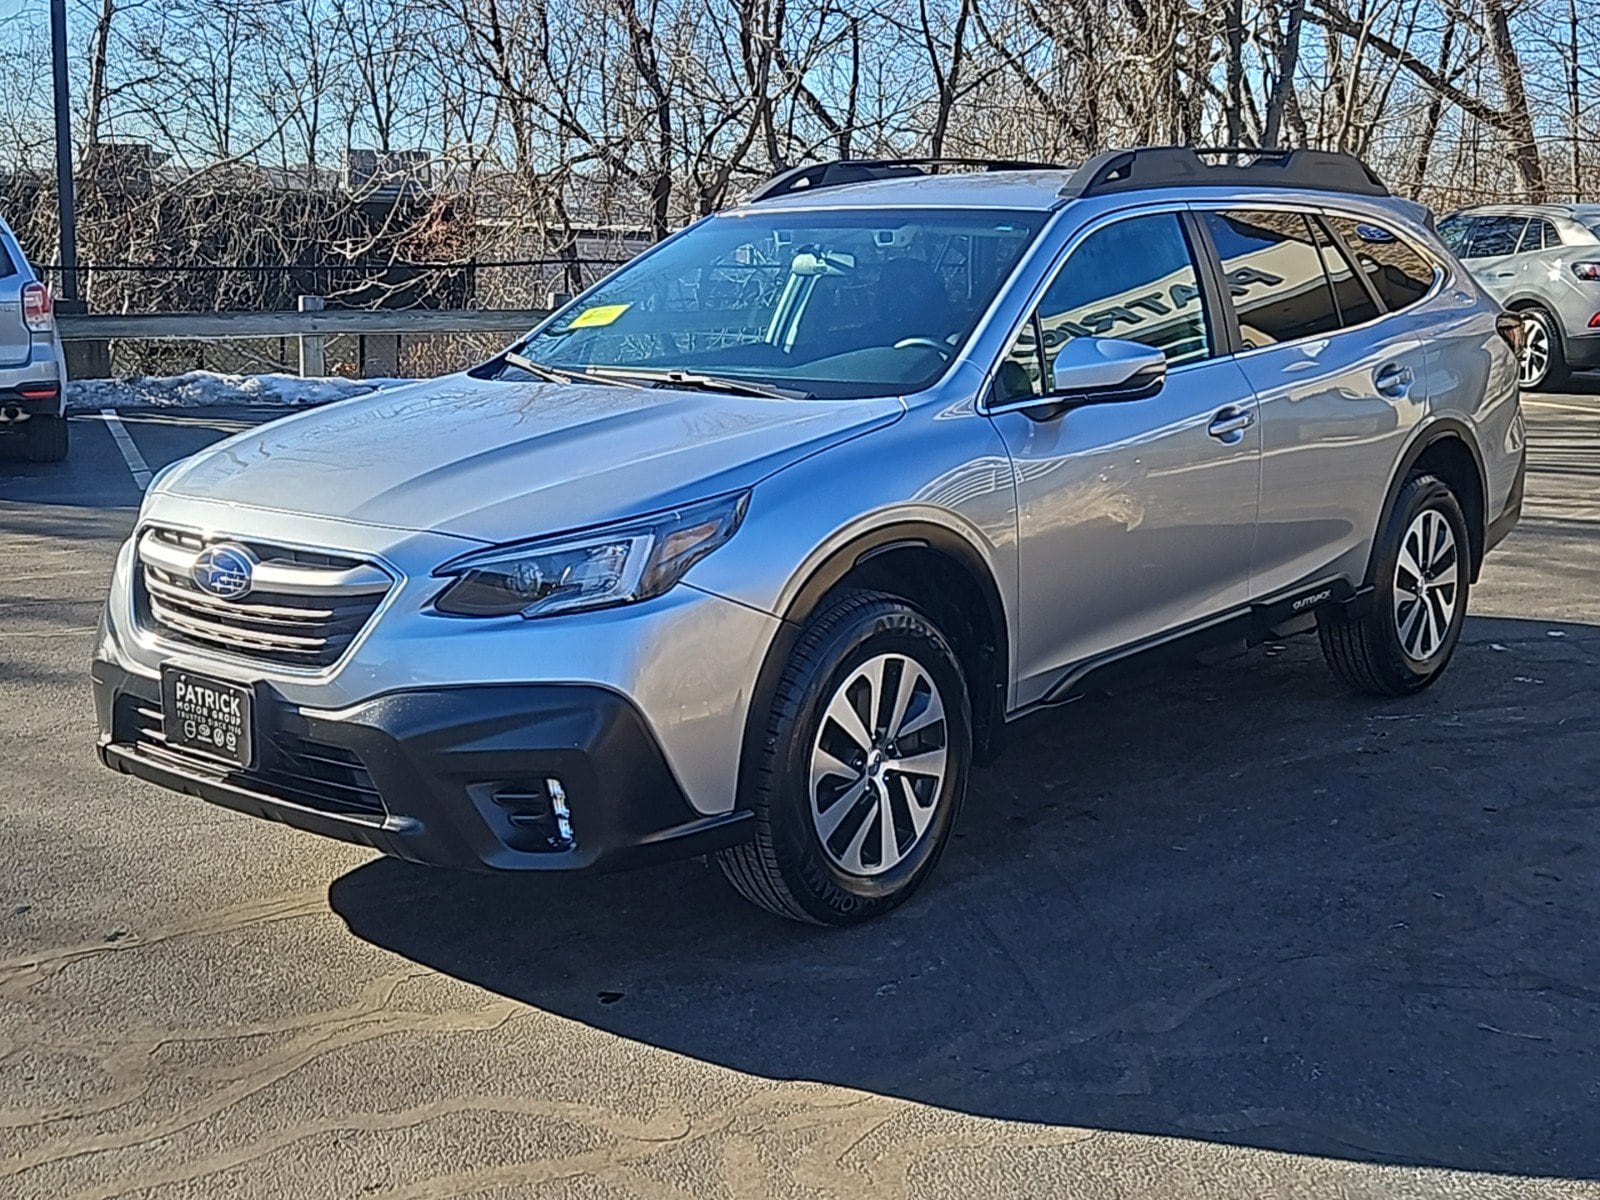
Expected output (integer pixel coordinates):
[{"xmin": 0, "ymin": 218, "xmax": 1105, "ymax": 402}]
[{"xmin": 431, "ymin": 491, "xmax": 749, "ymax": 618}]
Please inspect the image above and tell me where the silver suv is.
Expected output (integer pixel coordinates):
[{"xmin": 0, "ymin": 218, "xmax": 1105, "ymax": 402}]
[
  {"xmin": 1438, "ymin": 204, "xmax": 1600, "ymax": 390},
  {"xmin": 94, "ymin": 147, "xmax": 1525, "ymax": 925},
  {"xmin": 0, "ymin": 215, "xmax": 68, "ymax": 462}
]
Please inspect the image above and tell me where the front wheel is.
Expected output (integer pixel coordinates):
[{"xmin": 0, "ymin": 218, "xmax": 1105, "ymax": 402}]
[
  {"xmin": 718, "ymin": 591, "xmax": 971, "ymax": 925},
  {"xmin": 1318, "ymin": 473, "xmax": 1470, "ymax": 696}
]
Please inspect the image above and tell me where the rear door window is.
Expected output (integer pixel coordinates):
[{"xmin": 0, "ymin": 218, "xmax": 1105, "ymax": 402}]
[
  {"xmin": 1311, "ymin": 219, "xmax": 1380, "ymax": 327},
  {"xmin": 1325, "ymin": 216, "xmax": 1438, "ymax": 313},
  {"xmin": 1463, "ymin": 216, "xmax": 1526, "ymax": 258},
  {"xmin": 1201, "ymin": 209, "xmax": 1342, "ymax": 348}
]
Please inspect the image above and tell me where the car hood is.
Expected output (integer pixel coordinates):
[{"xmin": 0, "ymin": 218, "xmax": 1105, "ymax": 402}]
[{"xmin": 157, "ymin": 374, "xmax": 904, "ymax": 544}]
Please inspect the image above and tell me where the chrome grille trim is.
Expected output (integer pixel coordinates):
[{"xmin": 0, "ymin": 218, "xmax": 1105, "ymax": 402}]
[
  {"xmin": 138, "ymin": 532, "xmax": 390, "ymax": 597},
  {"xmin": 143, "ymin": 571, "xmax": 337, "ymax": 624},
  {"xmin": 134, "ymin": 526, "xmax": 393, "ymax": 669}
]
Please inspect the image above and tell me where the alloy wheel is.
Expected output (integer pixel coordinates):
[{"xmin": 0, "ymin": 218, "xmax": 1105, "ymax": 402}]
[
  {"xmin": 1393, "ymin": 508, "xmax": 1461, "ymax": 662},
  {"xmin": 1519, "ymin": 316, "xmax": 1550, "ymax": 388},
  {"xmin": 809, "ymin": 653, "xmax": 948, "ymax": 876}
]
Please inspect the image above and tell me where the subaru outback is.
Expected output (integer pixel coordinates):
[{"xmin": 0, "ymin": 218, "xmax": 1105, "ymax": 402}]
[{"xmin": 94, "ymin": 147, "xmax": 1525, "ymax": 924}]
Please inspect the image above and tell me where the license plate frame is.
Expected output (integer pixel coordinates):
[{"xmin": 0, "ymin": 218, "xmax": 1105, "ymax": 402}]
[{"xmin": 160, "ymin": 668, "xmax": 255, "ymax": 769}]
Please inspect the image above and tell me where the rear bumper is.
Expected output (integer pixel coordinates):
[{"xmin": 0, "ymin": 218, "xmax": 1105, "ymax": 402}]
[
  {"xmin": 1563, "ymin": 330, "xmax": 1600, "ymax": 371},
  {"xmin": 0, "ymin": 385, "xmax": 63, "ymax": 422},
  {"xmin": 93, "ymin": 659, "xmax": 752, "ymax": 872},
  {"xmin": 1485, "ymin": 449, "xmax": 1525, "ymax": 556}
]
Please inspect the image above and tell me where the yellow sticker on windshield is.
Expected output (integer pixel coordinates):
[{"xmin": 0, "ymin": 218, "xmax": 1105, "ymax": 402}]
[{"xmin": 567, "ymin": 303, "xmax": 630, "ymax": 328}]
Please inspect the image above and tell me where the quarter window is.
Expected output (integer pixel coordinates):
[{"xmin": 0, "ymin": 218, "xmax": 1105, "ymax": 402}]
[
  {"xmin": 1201, "ymin": 210, "xmax": 1342, "ymax": 348},
  {"xmin": 1325, "ymin": 216, "xmax": 1437, "ymax": 313},
  {"xmin": 995, "ymin": 212, "xmax": 1212, "ymax": 402},
  {"xmin": 1520, "ymin": 219, "xmax": 1558, "ymax": 252}
]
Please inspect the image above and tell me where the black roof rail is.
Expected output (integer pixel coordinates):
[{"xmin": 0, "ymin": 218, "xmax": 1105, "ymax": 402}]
[
  {"xmin": 1063, "ymin": 145, "xmax": 1390, "ymax": 199},
  {"xmin": 747, "ymin": 157, "xmax": 1064, "ymax": 203}
]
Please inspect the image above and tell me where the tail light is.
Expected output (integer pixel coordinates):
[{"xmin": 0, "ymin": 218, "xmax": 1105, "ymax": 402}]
[
  {"xmin": 21, "ymin": 282, "xmax": 53, "ymax": 332},
  {"xmin": 1571, "ymin": 262, "xmax": 1600, "ymax": 282},
  {"xmin": 1495, "ymin": 312, "xmax": 1527, "ymax": 354}
]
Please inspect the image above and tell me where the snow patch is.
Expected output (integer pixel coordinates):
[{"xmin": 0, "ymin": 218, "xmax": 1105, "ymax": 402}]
[{"xmin": 66, "ymin": 370, "xmax": 414, "ymax": 412}]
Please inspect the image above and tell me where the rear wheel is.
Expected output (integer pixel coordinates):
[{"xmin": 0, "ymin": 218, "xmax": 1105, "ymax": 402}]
[
  {"xmin": 1518, "ymin": 309, "xmax": 1570, "ymax": 392},
  {"xmin": 1318, "ymin": 473, "xmax": 1470, "ymax": 696},
  {"xmin": 25, "ymin": 413, "xmax": 69, "ymax": 463},
  {"xmin": 718, "ymin": 590, "xmax": 971, "ymax": 925}
]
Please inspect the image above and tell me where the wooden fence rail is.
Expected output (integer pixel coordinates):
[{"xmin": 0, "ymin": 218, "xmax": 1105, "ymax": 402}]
[
  {"xmin": 55, "ymin": 308, "xmax": 552, "ymax": 340},
  {"xmin": 56, "ymin": 300, "xmax": 554, "ymax": 379}
]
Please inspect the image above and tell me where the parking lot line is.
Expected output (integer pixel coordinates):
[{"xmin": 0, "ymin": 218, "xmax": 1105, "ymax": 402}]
[
  {"xmin": 1521, "ymin": 398, "xmax": 1600, "ymax": 416},
  {"xmin": 100, "ymin": 408, "xmax": 154, "ymax": 488}
]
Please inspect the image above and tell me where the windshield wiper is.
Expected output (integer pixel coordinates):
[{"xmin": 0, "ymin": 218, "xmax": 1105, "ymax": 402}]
[
  {"xmin": 499, "ymin": 350, "xmax": 647, "ymax": 389},
  {"xmin": 584, "ymin": 367, "xmax": 811, "ymax": 400}
]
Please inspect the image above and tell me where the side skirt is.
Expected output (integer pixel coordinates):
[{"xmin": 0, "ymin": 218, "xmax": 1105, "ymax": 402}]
[{"xmin": 1005, "ymin": 577, "xmax": 1360, "ymax": 732}]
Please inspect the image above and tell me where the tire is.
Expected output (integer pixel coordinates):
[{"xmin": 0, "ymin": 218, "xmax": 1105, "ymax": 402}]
[
  {"xmin": 718, "ymin": 590, "xmax": 972, "ymax": 925},
  {"xmin": 1318, "ymin": 473, "xmax": 1470, "ymax": 696},
  {"xmin": 25, "ymin": 413, "xmax": 69, "ymax": 463},
  {"xmin": 1518, "ymin": 308, "xmax": 1571, "ymax": 392}
]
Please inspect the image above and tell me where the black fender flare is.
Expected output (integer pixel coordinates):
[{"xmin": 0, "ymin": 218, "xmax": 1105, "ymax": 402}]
[
  {"xmin": 738, "ymin": 521, "xmax": 1011, "ymax": 799},
  {"xmin": 1364, "ymin": 416, "xmax": 1489, "ymax": 585}
]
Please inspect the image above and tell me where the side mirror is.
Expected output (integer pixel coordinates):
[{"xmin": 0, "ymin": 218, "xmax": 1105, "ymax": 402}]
[{"xmin": 991, "ymin": 337, "xmax": 1167, "ymax": 421}]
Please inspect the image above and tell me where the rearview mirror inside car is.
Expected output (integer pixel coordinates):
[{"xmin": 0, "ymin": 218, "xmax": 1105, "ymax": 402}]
[{"xmin": 789, "ymin": 250, "xmax": 856, "ymax": 276}]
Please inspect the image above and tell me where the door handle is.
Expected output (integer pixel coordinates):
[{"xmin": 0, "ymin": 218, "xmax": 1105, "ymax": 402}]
[
  {"xmin": 1374, "ymin": 363, "xmax": 1414, "ymax": 399},
  {"xmin": 1207, "ymin": 406, "xmax": 1256, "ymax": 442}
]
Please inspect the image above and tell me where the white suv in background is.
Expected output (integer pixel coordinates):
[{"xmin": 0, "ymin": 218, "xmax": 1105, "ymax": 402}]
[
  {"xmin": 1438, "ymin": 204, "xmax": 1600, "ymax": 391},
  {"xmin": 0, "ymin": 215, "xmax": 68, "ymax": 462}
]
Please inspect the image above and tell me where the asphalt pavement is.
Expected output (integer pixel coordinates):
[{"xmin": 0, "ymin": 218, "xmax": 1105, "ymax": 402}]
[{"xmin": 2, "ymin": 388, "xmax": 1599, "ymax": 1198}]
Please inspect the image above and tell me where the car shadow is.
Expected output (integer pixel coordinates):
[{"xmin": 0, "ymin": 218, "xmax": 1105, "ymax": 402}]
[{"xmin": 329, "ymin": 615, "xmax": 1600, "ymax": 1179}]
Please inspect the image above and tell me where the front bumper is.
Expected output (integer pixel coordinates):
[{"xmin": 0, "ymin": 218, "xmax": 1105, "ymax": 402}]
[{"xmin": 93, "ymin": 659, "xmax": 753, "ymax": 871}]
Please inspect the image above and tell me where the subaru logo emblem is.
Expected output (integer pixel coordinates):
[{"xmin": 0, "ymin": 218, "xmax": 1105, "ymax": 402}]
[{"xmin": 192, "ymin": 543, "xmax": 256, "ymax": 600}]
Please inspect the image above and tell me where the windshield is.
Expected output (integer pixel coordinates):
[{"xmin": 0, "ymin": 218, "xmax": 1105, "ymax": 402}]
[{"xmin": 516, "ymin": 208, "xmax": 1048, "ymax": 400}]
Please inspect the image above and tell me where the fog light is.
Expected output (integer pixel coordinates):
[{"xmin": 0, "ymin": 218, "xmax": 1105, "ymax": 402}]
[
  {"xmin": 546, "ymin": 777, "xmax": 574, "ymax": 844},
  {"xmin": 489, "ymin": 778, "xmax": 575, "ymax": 851}
]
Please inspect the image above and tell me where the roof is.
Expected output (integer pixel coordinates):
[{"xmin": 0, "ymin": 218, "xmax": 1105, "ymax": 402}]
[
  {"xmin": 737, "ymin": 148, "xmax": 1395, "ymax": 215},
  {"xmin": 735, "ymin": 168, "xmax": 1080, "ymax": 213},
  {"xmin": 1447, "ymin": 202, "xmax": 1600, "ymax": 221}
]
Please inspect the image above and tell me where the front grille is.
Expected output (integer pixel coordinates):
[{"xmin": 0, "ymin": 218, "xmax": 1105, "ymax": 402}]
[
  {"xmin": 134, "ymin": 526, "xmax": 391, "ymax": 668},
  {"xmin": 115, "ymin": 695, "xmax": 385, "ymax": 819}
]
